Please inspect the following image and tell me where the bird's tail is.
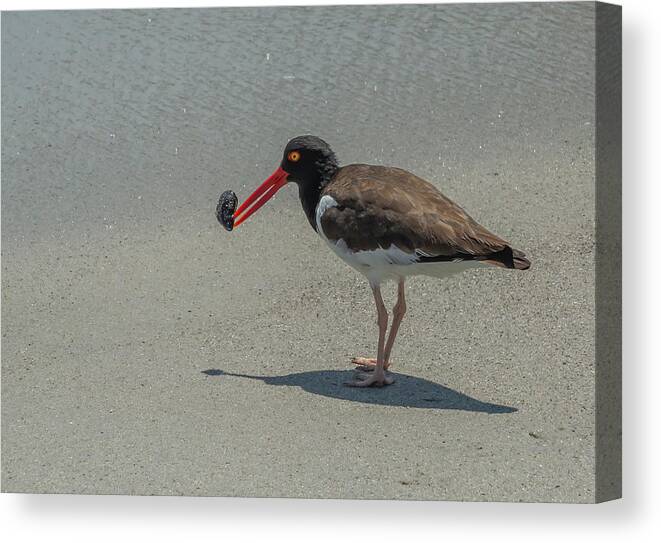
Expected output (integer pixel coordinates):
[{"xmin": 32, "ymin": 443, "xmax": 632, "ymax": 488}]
[
  {"xmin": 482, "ymin": 247, "xmax": 531, "ymax": 270},
  {"xmin": 511, "ymin": 248, "xmax": 531, "ymax": 270}
]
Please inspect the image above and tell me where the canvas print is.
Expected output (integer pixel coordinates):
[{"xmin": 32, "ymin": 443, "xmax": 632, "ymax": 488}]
[{"xmin": 1, "ymin": 2, "xmax": 621, "ymax": 502}]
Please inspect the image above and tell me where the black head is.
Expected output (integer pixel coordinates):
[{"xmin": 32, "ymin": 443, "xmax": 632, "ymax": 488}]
[
  {"xmin": 231, "ymin": 135, "xmax": 339, "ymax": 230},
  {"xmin": 279, "ymin": 135, "xmax": 339, "ymax": 188}
]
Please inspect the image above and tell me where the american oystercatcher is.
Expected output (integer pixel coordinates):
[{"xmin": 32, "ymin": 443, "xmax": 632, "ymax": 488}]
[{"xmin": 231, "ymin": 135, "xmax": 530, "ymax": 387}]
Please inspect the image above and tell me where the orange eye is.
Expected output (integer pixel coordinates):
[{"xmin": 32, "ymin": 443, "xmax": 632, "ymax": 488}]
[{"xmin": 288, "ymin": 150, "xmax": 301, "ymax": 162}]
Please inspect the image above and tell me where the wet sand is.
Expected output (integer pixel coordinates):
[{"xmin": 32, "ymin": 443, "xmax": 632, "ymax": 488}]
[{"xmin": 2, "ymin": 3, "xmax": 597, "ymax": 501}]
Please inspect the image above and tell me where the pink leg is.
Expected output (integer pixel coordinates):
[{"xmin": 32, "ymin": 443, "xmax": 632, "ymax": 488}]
[
  {"xmin": 384, "ymin": 279, "xmax": 407, "ymax": 362},
  {"xmin": 352, "ymin": 280, "xmax": 407, "ymax": 372},
  {"xmin": 345, "ymin": 283, "xmax": 394, "ymax": 387}
]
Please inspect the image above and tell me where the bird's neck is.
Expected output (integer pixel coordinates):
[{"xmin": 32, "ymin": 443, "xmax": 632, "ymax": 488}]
[{"xmin": 298, "ymin": 161, "xmax": 339, "ymax": 230}]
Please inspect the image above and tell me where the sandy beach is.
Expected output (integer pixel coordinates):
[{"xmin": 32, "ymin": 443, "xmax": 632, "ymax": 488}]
[{"xmin": 2, "ymin": 3, "xmax": 598, "ymax": 501}]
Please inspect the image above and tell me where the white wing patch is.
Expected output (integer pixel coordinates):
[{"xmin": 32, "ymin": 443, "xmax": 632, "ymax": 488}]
[
  {"xmin": 315, "ymin": 195, "xmax": 339, "ymax": 236},
  {"xmin": 337, "ymin": 239, "xmax": 419, "ymax": 266},
  {"xmin": 414, "ymin": 249, "xmax": 467, "ymax": 262}
]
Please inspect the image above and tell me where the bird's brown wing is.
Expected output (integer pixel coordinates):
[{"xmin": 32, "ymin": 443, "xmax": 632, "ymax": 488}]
[{"xmin": 320, "ymin": 164, "xmax": 515, "ymax": 264}]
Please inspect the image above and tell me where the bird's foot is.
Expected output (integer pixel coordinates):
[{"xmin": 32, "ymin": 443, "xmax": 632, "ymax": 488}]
[
  {"xmin": 351, "ymin": 356, "xmax": 390, "ymax": 372},
  {"xmin": 344, "ymin": 369, "xmax": 394, "ymax": 388}
]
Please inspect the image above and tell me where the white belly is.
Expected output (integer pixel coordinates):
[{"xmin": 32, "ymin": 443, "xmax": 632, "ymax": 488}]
[{"xmin": 315, "ymin": 195, "xmax": 485, "ymax": 286}]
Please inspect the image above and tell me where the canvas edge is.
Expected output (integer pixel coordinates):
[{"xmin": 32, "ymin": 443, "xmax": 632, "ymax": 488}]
[{"xmin": 594, "ymin": 1, "xmax": 622, "ymax": 503}]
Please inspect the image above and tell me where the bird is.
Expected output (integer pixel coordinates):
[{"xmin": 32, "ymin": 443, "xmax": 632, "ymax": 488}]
[{"xmin": 231, "ymin": 135, "xmax": 530, "ymax": 388}]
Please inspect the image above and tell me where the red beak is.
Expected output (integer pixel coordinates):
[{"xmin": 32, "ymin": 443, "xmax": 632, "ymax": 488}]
[{"xmin": 232, "ymin": 167, "xmax": 289, "ymax": 228}]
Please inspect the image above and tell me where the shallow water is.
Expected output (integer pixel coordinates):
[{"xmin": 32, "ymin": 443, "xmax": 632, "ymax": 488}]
[{"xmin": 2, "ymin": 3, "xmax": 594, "ymax": 244}]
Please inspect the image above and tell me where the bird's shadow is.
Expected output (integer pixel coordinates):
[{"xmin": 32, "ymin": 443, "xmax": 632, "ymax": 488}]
[{"xmin": 201, "ymin": 369, "xmax": 516, "ymax": 413}]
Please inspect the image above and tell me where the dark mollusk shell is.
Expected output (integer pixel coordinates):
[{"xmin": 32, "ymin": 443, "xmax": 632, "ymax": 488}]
[{"xmin": 216, "ymin": 190, "xmax": 238, "ymax": 231}]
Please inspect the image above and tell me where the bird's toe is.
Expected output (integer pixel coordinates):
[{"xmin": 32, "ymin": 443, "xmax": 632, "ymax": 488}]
[
  {"xmin": 343, "ymin": 372, "xmax": 394, "ymax": 388},
  {"xmin": 350, "ymin": 357, "xmax": 390, "ymax": 372}
]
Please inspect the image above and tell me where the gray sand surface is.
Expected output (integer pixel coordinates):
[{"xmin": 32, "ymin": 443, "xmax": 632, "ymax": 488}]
[{"xmin": 2, "ymin": 4, "xmax": 597, "ymax": 501}]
